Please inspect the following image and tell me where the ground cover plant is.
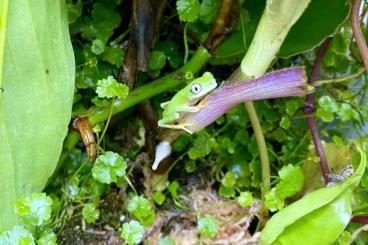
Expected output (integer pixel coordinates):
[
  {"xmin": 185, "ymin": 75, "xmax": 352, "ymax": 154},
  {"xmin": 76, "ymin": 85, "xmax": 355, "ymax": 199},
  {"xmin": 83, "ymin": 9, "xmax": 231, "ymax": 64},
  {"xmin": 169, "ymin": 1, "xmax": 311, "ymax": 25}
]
[{"xmin": 0, "ymin": 0, "xmax": 368, "ymax": 244}]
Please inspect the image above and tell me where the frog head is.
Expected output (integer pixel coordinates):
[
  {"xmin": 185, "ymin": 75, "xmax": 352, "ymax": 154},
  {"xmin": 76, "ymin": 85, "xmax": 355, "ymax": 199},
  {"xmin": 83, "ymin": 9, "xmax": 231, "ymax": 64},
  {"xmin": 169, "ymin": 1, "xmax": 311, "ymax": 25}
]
[{"xmin": 187, "ymin": 72, "xmax": 217, "ymax": 101}]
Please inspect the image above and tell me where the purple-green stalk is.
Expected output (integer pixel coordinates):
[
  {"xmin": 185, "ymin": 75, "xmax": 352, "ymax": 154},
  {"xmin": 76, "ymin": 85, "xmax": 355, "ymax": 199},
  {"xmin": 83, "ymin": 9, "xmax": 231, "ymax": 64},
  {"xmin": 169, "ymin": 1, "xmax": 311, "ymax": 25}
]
[{"xmin": 181, "ymin": 67, "xmax": 310, "ymax": 133}]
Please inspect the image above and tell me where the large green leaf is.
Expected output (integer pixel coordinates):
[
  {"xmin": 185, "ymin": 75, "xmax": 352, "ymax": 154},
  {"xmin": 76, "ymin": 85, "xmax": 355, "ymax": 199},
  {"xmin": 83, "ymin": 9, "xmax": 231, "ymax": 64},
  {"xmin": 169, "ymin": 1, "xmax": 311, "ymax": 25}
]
[
  {"xmin": 0, "ymin": 0, "xmax": 75, "ymax": 231},
  {"xmin": 260, "ymin": 150, "xmax": 366, "ymax": 245},
  {"xmin": 279, "ymin": 0, "xmax": 350, "ymax": 57}
]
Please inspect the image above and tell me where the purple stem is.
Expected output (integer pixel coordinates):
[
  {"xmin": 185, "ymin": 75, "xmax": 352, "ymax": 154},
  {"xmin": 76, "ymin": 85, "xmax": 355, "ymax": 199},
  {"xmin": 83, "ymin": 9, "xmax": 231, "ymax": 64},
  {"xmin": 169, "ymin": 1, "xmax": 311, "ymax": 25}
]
[
  {"xmin": 181, "ymin": 67, "xmax": 309, "ymax": 133},
  {"xmin": 304, "ymin": 38, "xmax": 331, "ymax": 184},
  {"xmin": 351, "ymin": 0, "xmax": 368, "ymax": 70}
]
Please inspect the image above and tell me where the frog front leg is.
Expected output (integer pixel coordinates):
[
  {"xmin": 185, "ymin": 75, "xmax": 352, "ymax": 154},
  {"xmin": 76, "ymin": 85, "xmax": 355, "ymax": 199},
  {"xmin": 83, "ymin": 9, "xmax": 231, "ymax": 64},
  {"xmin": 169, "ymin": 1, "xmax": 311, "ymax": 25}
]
[{"xmin": 175, "ymin": 105, "xmax": 200, "ymax": 113}]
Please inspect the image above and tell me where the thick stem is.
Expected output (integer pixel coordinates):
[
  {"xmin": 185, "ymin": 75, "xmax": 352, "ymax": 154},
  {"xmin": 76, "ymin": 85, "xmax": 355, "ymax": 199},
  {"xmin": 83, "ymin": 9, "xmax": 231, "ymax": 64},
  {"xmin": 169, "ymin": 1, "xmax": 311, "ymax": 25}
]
[
  {"xmin": 304, "ymin": 38, "xmax": 331, "ymax": 184},
  {"xmin": 87, "ymin": 47, "xmax": 211, "ymax": 125},
  {"xmin": 351, "ymin": 0, "xmax": 368, "ymax": 70}
]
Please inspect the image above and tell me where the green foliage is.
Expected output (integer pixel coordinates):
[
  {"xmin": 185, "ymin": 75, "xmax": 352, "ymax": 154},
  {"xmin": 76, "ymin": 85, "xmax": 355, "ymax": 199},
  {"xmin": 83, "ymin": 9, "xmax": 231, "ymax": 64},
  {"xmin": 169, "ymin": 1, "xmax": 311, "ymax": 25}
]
[
  {"xmin": 127, "ymin": 196, "xmax": 155, "ymax": 226},
  {"xmin": 0, "ymin": 226, "xmax": 35, "ymax": 245},
  {"xmin": 121, "ymin": 220, "xmax": 144, "ymax": 245},
  {"xmin": 149, "ymin": 50, "xmax": 167, "ymax": 70},
  {"xmin": 15, "ymin": 193, "xmax": 53, "ymax": 227},
  {"xmin": 237, "ymin": 192, "xmax": 253, "ymax": 208},
  {"xmin": 188, "ymin": 132, "xmax": 213, "ymax": 159},
  {"xmin": 37, "ymin": 231, "xmax": 58, "ymax": 245},
  {"xmin": 82, "ymin": 203, "xmax": 100, "ymax": 223},
  {"xmin": 197, "ymin": 216, "xmax": 219, "ymax": 239},
  {"xmin": 265, "ymin": 164, "xmax": 304, "ymax": 211},
  {"xmin": 152, "ymin": 192, "xmax": 166, "ymax": 206},
  {"xmin": 0, "ymin": 0, "xmax": 75, "ymax": 230},
  {"xmin": 92, "ymin": 151, "xmax": 128, "ymax": 184},
  {"xmin": 176, "ymin": 0, "xmax": 200, "ymax": 22},
  {"xmin": 279, "ymin": 0, "xmax": 350, "ymax": 57},
  {"xmin": 260, "ymin": 151, "xmax": 366, "ymax": 245},
  {"xmin": 96, "ymin": 76, "xmax": 129, "ymax": 99}
]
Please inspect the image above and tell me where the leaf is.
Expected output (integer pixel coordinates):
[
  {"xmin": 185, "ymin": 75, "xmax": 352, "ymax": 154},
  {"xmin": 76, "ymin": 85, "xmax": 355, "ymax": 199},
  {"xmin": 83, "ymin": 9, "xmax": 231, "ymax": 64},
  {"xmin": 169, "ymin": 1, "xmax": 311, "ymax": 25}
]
[
  {"xmin": 37, "ymin": 231, "xmax": 57, "ymax": 245},
  {"xmin": 265, "ymin": 164, "xmax": 304, "ymax": 211},
  {"xmin": 237, "ymin": 192, "xmax": 253, "ymax": 208},
  {"xmin": 260, "ymin": 150, "xmax": 366, "ymax": 245},
  {"xmin": 197, "ymin": 216, "xmax": 219, "ymax": 239},
  {"xmin": 15, "ymin": 193, "xmax": 53, "ymax": 227},
  {"xmin": 176, "ymin": 0, "xmax": 200, "ymax": 22},
  {"xmin": 148, "ymin": 50, "xmax": 167, "ymax": 70},
  {"xmin": 127, "ymin": 196, "xmax": 155, "ymax": 226},
  {"xmin": 0, "ymin": 226, "xmax": 35, "ymax": 245},
  {"xmin": 199, "ymin": 0, "xmax": 221, "ymax": 24},
  {"xmin": 96, "ymin": 76, "xmax": 129, "ymax": 99},
  {"xmin": 0, "ymin": 0, "xmax": 75, "ymax": 231},
  {"xmin": 152, "ymin": 192, "xmax": 166, "ymax": 206},
  {"xmin": 188, "ymin": 132, "xmax": 212, "ymax": 159},
  {"xmin": 82, "ymin": 203, "xmax": 100, "ymax": 223},
  {"xmin": 92, "ymin": 151, "xmax": 127, "ymax": 184},
  {"xmin": 279, "ymin": 0, "xmax": 350, "ymax": 57},
  {"xmin": 121, "ymin": 220, "xmax": 144, "ymax": 245}
]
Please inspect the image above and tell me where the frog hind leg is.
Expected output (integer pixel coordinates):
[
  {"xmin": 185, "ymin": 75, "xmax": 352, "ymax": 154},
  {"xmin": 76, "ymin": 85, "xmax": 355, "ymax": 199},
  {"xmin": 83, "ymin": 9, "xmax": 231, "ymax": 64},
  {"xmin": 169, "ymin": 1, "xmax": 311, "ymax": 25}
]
[
  {"xmin": 158, "ymin": 112, "xmax": 180, "ymax": 127},
  {"xmin": 158, "ymin": 123, "xmax": 193, "ymax": 134}
]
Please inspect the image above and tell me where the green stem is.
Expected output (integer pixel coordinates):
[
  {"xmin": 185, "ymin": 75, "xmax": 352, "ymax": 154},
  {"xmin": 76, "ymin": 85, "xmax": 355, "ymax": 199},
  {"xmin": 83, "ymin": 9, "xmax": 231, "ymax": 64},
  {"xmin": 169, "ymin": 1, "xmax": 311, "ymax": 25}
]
[
  {"xmin": 314, "ymin": 67, "xmax": 366, "ymax": 86},
  {"xmin": 244, "ymin": 102, "xmax": 270, "ymax": 195},
  {"xmin": 87, "ymin": 47, "xmax": 211, "ymax": 125}
]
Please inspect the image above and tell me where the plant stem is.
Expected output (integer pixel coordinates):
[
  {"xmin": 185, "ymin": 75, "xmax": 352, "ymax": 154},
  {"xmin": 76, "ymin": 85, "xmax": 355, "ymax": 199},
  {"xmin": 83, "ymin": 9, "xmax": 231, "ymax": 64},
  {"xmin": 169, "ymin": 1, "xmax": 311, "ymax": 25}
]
[
  {"xmin": 304, "ymin": 38, "xmax": 331, "ymax": 184},
  {"xmin": 351, "ymin": 0, "xmax": 368, "ymax": 70},
  {"xmin": 245, "ymin": 102, "xmax": 270, "ymax": 194},
  {"xmin": 87, "ymin": 47, "xmax": 211, "ymax": 125},
  {"xmin": 314, "ymin": 67, "xmax": 366, "ymax": 86}
]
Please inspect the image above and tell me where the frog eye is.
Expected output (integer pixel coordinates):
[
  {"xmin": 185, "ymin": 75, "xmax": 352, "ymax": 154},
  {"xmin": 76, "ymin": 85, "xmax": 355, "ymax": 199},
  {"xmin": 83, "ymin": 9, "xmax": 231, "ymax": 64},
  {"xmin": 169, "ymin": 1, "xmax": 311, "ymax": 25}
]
[{"xmin": 191, "ymin": 83, "xmax": 202, "ymax": 94}]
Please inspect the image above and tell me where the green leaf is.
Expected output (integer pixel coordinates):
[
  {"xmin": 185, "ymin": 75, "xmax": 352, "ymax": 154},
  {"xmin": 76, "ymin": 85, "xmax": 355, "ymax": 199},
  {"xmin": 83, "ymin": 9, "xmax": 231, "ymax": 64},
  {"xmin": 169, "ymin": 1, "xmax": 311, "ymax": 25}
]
[
  {"xmin": 15, "ymin": 193, "xmax": 53, "ymax": 227},
  {"xmin": 158, "ymin": 236, "xmax": 176, "ymax": 245},
  {"xmin": 197, "ymin": 216, "xmax": 219, "ymax": 239},
  {"xmin": 316, "ymin": 108, "xmax": 335, "ymax": 123},
  {"xmin": 318, "ymin": 96, "xmax": 338, "ymax": 112},
  {"xmin": 168, "ymin": 181, "xmax": 180, "ymax": 200},
  {"xmin": 276, "ymin": 164, "xmax": 304, "ymax": 199},
  {"xmin": 221, "ymin": 172, "xmax": 237, "ymax": 187},
  {"xmin": 260, "ymin": 150, "xmax": 366, "ymax": 245},
  {"xmin": 188, "ymin": 132, "xmax": 212, "ymax": 160},
  {"xmin": 152, "ymin": 192, "xmax": 166, "ymax": 206},
  {"xmin": 279, "ymin": 0, "xmax": 350, "ymax": 57},
  {"xmin": 37, "ymin": 231, "xmax": 57, "ymax": 245},
  {"xmin": 127, "ymin": 196, "xmax": 155, "ymax": 226},
  {"xmin": 91, "ymin": 39, "xmax": 106, "ymax": 55},
  {"xmin": 101, "ymin": 47, "xmax": 124, "ymax": 67},
  {"xmin": 0, "ymin": 0, "xmax": 75, "ymax": 230},
  {"xmin": 199, "ymin": 0, "xmax": 221, "ymax": 24},
  {"xmin": 237, "ymin": 192, "xmax": 253, "ymax": 208},
  {"xmin": 148, "ymin": 50, "xmax": 166, "ymax": 70},
  {"xmin": 96, "ymin": 76, "xmax": 129, "ymax": 99},
  {"xmin": 121, "ymin": 220, "xmax": 144, "ymax": 245},
  {"xmin": 82, "ymin": 203, "xmax": 100, "ymax": 223},
  {"xmin": 176, "ymin": 0, "xmax": 200, "ymax": 22},
  {"xmin": 0, "ymin": 226, "xmax": 35, "ymax": 245},
  {"xmin": 92, "ymin": 151, "xmax": 128, "ymax": 184},
  {"xmin": 218, "ymin": 185, "xmax": 236, "ymax": 197}
]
